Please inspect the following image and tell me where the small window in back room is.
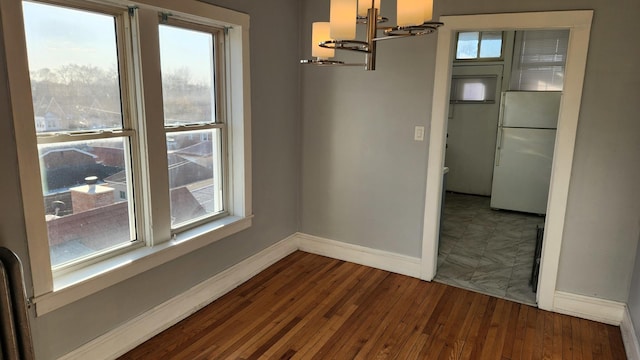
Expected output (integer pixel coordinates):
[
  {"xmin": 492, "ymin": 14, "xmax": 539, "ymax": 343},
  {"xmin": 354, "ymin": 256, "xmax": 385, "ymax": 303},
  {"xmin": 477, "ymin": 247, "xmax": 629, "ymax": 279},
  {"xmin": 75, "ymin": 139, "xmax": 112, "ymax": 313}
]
[
  {"xmin": 456, "ymin": 31, "xmax": 503, "ymax": 60},
  {"xmin": 450, "ymin": 76, "xmax": 498, "ymax": 103}
]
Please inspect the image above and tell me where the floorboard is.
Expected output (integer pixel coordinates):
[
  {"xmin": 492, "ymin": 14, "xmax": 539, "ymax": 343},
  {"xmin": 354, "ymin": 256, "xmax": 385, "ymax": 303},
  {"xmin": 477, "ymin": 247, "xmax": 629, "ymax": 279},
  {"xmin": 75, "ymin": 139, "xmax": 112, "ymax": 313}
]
[{"xmin": 119, "ymin": 252, "xmax": 626, "ymax": 360}]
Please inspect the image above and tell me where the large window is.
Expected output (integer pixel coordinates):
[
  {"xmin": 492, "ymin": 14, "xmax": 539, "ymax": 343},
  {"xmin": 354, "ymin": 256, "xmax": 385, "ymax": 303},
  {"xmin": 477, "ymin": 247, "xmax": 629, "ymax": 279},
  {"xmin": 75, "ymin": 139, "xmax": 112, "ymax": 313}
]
[
  {"xmin": 23, "ymin": 2, "xmax": 137, "ymax": 268},
  {"xmin": 159, "ymin": 23, "xmax": 225, "ymax": 229},
  {"xmin": 2, "ymin": 0, "xmax": 251, "ymax": 314}
]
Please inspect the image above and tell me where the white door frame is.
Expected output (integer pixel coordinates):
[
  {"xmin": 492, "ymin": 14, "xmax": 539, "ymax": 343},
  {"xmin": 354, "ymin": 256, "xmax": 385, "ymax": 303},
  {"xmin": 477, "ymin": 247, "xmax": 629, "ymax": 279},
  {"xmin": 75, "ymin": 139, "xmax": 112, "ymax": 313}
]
[{"xmin": 420, "ymin": 11, "xmax": 593, "ymax": 311}]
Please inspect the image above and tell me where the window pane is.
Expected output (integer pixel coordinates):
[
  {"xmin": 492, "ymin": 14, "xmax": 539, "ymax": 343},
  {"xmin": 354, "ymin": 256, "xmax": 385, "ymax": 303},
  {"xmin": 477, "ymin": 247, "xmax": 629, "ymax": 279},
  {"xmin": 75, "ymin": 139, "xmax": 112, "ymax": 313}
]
[
  {"xmin": 40, "ymin": 138, "xmax": 135, "ymax": 267},
  {"xmin": 510, "ymin": 30, "xmax": 569, "ymax": 91},
  {"xmin": 159, "ymin": 25, "xmax": 215, "ymax": 126},
  {"xmin": 167, "ymin": 129, "xmax": 223, "ymax": 228},
  {"xmin": 450, "ymin": 76, "xmax": 498, "ymax": 102},
  {"xmin": 456, "ymin": 32, "xmax": 479, "ymax": 59},
  {"xmin": 22, "ymin": 1, "xmax": 123, "ymax": 134},
  {"xmin": 479, "ymin": 31, "xmax": 503, "ymax": 58}
]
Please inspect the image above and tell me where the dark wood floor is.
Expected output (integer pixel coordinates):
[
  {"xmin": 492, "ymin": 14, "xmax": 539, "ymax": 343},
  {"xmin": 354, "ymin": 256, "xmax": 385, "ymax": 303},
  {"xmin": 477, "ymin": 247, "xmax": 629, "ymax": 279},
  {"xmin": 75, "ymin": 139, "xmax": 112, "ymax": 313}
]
[{"xmin": 120, "ymin": 251, "xmax": 626, "ymax": 359}]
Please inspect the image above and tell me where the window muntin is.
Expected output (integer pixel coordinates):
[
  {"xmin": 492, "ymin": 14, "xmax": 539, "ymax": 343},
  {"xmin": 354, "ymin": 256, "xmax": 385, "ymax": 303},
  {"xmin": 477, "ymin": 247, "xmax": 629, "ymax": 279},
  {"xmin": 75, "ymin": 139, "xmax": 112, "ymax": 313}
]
[
  {"xmin": 455, "ymin": 31, "xmax": 503, "ymax": 60},
  {"xmin": 22, "ymin": 1, "xmax": 138, "ymax": 268},
  {"xmin": 159, "ymin": 22, "xmax": 226, "ymax": 229}
]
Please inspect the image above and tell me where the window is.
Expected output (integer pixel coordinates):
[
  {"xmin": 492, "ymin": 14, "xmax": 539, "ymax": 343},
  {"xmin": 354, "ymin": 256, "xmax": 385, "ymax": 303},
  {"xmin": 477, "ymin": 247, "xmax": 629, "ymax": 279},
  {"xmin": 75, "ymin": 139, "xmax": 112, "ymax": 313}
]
[
  {"xmin": 450, "ymin": 76, "xmax": 498, "ymax": 103},
  {"xmin": 510, "ymin": 30, "xmax": 569, "ymax": 91},
  {"xmin": 456, "ymin": 31, "xmax": 503, "ymax": 60},
  {"xmin": 23, "ymin": 2, "xmax": 138, "ymax": 268},
  {"xmin": 2, "ymin": 0, "xmax": 251, "ymax": 314},
  {"xmin": 159, "ymin": 22, "xmax": 225, "ymax": 229}
]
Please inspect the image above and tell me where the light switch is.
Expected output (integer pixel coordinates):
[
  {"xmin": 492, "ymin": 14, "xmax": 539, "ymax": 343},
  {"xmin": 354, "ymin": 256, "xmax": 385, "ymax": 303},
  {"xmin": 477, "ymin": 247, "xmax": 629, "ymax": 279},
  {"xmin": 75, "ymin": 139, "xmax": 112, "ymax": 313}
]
[{"xmin": 414, "ymin": 126, "xmax": 425, "ymax": 141}]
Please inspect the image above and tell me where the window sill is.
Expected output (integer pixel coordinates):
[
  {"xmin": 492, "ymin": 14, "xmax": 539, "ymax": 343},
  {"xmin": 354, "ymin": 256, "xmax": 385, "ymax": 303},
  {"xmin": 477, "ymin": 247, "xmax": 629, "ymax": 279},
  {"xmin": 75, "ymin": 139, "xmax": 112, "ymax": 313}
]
[{"xmin": 33, "ymin": 215, "xmax": 253, "ymax": 316}]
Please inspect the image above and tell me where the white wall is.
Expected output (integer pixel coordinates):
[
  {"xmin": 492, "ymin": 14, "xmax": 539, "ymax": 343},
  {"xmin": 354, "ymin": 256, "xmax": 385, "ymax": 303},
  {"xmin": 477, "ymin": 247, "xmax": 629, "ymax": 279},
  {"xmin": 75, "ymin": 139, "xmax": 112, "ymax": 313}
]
[
  {"xmin": 0, "ymin": 0, "xmax": 301, "ymax": 358},
  {"xmin": 300, "ymin": 0, "xmax": 640, "ymax": 302}
]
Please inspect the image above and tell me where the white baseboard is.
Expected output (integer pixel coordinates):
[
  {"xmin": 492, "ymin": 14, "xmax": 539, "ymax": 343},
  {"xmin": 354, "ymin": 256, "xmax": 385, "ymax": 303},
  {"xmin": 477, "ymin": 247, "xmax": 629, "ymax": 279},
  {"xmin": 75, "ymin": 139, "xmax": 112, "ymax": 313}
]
[
  {"xmin": 58, "ymin": 234, "xmax": 298, "ymax": 360},
  {"xmin": 293, "ymin": 232, "xmax": 422, "ymax": 279},
  {"xmin": 621, "ymin": 305, "xmax": 640, "ymax": 360},
  {"xmin": 553, "ymin": 291, "xmax": 625, "ymax": 326}
]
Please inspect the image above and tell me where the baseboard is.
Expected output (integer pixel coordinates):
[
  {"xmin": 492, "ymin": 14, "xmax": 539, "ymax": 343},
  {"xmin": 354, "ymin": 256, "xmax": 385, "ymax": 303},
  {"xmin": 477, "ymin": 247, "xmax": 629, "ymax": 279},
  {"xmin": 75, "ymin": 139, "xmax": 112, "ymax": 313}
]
[
  {"xmin": 293, "ymin": 232, "xmax": 422, "ymax": 279},
  {"xmin": 58, "ymin": 234, "xmax": 299, "ymax": 360},
  {"xmin": 621, "ymin": 305, "xmax": 640, "ymax": 360},
  {"xmin": 553, "ymin": 291, "xmax": 625, "ymax": 326}
]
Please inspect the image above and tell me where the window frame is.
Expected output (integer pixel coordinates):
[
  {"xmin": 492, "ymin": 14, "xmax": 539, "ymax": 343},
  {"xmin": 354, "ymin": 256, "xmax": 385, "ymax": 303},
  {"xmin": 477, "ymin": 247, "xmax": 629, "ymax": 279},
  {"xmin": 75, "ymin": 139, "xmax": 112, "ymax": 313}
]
[{"xmin": 0, "ymin": 0, "xmax": 252, "ymax": 316}]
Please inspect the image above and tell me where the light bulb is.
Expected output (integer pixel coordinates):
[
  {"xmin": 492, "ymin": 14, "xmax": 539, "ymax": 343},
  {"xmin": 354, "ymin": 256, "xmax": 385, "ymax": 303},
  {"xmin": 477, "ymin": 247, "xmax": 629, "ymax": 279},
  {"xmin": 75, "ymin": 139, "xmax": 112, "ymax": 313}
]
[
  {"xmin": 330, "ymin": 0, "xmax": 357, "ymax": 40},
  {"xmin": 311, "ymin": 22, "xmax": 334, "ymax": 59},
  {"xmin": 357, "ymin": 0, "xmax": 381, "ymax": 17},
  {"xmin": 423, "ymin": 0, "xmax": 433, "ymax": 22},
  {"xmin": 397, "ymin": 0, "xmax": 424, "ymax": 27}
]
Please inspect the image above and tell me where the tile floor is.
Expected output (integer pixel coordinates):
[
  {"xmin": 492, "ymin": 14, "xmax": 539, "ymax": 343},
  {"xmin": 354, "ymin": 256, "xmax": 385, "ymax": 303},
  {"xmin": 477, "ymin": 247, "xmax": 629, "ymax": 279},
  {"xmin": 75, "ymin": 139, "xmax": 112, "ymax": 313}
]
[{"xmin": 434, "ymin": 192, "xmax": 544, "ymax": 306}]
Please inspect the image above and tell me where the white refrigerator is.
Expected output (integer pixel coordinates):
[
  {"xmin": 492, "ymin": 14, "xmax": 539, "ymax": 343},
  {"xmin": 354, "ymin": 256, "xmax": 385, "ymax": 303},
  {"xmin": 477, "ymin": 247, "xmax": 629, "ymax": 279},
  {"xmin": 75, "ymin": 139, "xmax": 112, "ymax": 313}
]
[{"xmin": 490, "ymin": 91, "xmax": 562, "ymax": 215}]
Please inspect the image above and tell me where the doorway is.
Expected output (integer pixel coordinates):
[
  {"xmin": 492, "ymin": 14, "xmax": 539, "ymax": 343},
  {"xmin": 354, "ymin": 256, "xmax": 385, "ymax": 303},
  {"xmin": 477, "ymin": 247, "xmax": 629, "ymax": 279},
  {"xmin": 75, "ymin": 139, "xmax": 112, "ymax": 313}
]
[
  {"xmin": 421, "ymin": 11, "xmax": 593, "ymax": 311},
  {"xmin": 438, "ymin": 62, "xmax": 542, "ymax": 306},
  {"xmin": 446, "ymin": 64, "xmax": 503, "ymax": 196}
]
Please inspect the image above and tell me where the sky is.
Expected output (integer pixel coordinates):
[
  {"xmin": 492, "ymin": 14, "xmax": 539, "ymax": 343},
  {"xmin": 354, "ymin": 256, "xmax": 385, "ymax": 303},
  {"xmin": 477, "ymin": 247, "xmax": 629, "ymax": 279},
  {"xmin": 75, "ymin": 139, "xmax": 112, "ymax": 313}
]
[{"xmin": 22, "ymin": 1, "xmax": 213, "ymax": 83}]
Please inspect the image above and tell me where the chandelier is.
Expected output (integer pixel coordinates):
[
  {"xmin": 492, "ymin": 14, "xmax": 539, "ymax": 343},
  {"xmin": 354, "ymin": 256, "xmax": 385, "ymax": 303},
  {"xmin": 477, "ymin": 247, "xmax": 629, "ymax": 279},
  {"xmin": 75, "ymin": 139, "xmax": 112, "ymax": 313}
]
[{"xmin": 301, "ymin": 0, "xmax": 442, "ymax": 71}]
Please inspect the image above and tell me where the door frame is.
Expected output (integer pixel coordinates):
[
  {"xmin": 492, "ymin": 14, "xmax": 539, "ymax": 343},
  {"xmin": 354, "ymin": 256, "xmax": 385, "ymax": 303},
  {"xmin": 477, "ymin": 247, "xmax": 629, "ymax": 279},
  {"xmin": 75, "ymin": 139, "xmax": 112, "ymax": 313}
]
[{"xmin": 420, "ymin": 11, "xmax": 593, "ymax": 311}]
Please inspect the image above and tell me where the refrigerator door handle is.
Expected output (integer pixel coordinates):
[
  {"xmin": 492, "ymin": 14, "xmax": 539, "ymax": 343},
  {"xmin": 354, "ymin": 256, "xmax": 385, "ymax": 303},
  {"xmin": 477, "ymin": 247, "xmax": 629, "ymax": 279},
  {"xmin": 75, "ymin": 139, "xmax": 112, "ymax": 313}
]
[
  {"xmin": 497, "ymin": 92, "xmax": 506, "ymax": 127},
  {"xmin": 495, "ymin": 126, "xmax": 504, "ymax": 166}
]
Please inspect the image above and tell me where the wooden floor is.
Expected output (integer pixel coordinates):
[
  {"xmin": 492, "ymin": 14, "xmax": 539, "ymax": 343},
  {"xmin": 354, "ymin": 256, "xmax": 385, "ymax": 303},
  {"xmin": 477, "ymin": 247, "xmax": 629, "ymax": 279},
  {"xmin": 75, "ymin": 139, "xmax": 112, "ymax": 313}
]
[{"xmin": 120, "ymin": 251, "xmax": 626, "ymax": 359}]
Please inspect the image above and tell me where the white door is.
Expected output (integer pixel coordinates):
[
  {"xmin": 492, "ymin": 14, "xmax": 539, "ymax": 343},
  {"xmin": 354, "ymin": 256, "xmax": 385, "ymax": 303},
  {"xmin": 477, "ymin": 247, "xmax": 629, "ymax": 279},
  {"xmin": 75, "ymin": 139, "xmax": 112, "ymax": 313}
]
[
  {"xmin": 445, "ymin": 65, "xmax": 503, "ymax": 196},
  {"xmin": 490, "ymin": 128, "xmax": 556, "ymax": 214}
]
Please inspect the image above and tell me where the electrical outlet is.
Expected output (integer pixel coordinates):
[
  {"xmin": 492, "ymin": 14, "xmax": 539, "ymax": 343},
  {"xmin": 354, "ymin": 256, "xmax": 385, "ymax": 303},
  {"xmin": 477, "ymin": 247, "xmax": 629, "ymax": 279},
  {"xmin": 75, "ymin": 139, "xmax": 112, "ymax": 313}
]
[{"xmin": 414, "ymin": 126, "xmax": 425, "ymax": 141}]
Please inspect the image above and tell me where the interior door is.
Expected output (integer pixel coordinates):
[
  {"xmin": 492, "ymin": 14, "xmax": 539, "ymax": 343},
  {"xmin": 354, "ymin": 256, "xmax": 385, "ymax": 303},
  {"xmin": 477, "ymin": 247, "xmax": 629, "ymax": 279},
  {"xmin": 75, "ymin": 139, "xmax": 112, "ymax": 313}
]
[{"xmin": 445, "ymin": 65, "xmax": 503, "ymax": 196}]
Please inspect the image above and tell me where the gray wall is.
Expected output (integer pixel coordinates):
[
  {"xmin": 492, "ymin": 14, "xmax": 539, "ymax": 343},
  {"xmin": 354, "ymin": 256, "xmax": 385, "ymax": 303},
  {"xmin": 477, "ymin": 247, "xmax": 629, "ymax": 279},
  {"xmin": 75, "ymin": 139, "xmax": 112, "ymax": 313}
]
[
  {"xmin": 628, "ymin": 235, "xmax": 640, "ymax": 344},
  {"xmin": 300, "ymin": 0, "xmax": 435, "ymax": 256},
  {"xmin": 300, "ymin": 0, "xmax": 640, "ymax": 302},
  {"xmin": 0, "ymin": 0, "xmax": 300, "ymax": 358}
]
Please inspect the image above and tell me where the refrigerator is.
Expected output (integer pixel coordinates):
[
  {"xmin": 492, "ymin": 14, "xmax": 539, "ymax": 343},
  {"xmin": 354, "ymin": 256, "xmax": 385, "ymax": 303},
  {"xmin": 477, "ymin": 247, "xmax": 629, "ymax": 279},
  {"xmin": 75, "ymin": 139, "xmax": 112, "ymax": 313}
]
[{"xmin": 490, "ymin": 91, "xmax": 562, "ymax": 215}]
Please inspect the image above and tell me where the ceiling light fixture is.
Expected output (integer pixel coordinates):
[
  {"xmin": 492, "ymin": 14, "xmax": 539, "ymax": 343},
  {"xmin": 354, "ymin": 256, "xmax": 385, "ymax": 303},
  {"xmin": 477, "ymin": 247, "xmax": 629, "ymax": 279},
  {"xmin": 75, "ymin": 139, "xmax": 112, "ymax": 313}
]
[{"xmin": 301, "ymin": 0, "xmax": 442, "ymax": 71}]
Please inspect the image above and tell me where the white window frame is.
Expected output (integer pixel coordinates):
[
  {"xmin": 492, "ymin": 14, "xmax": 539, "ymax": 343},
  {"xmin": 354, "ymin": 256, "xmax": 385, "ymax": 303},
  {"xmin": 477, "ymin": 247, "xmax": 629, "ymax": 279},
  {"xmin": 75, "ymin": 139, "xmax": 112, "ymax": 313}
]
[{"xmin": 0, "ymin": 0, "xmax": 252, "ymax": 316}]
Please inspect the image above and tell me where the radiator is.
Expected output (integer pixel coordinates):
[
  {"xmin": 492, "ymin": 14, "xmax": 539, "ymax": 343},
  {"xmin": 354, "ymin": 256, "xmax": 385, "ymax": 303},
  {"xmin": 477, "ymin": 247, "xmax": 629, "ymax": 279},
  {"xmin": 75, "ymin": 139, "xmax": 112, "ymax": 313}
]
[{"xmin": 0, "ymin": 248, "xmax": 34, "ymax": 360}]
